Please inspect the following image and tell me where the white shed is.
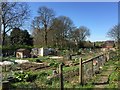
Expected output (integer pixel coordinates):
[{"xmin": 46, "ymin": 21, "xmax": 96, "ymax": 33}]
[
  {"xmin": 31, "ymin": 47, "xmax": 57, "ymax": 57},
  {"xmin": 38, "ymin": 48, "xmax": 50, "ymax": 56}
]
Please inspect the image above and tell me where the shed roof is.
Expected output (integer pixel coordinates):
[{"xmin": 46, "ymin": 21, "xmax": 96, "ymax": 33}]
[{"xmin": 17, "ymin": 49, "xmax": 27, "ymax": 52}]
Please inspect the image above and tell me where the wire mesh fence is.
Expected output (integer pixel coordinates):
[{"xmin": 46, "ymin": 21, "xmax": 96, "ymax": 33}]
[
  {"xmin": 82, "ymin": 53, "xmax": 107, "ymax": 84},
  {"xmin": 60, "ymin": 51, "xmax": 116, "ymax": 87}
]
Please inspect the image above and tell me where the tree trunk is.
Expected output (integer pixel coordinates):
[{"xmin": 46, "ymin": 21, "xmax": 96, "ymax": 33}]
[
  {"xmin": 2, "ymin": 26, "xmax": 6, "ymax": 46},
  {"xmin": 59, "ymin": 64, "xmax": 64, "ymax": 90},
  {"xmin": 45, "ymin": 30, "xmax": 48, "ymax": 46},
  {"xmin": 118, "ymin": 39, "xmax": 120, "ymax": 50},
  {"xmin": 44, "ymin": 24, "xmax": 48, "ymax": 47}
]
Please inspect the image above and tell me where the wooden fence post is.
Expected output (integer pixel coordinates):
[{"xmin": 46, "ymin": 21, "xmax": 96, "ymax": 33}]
[
  {"xmin": 106, "ymin": 52, "xmax": 110, "ymax": 61},
  {"xmin": 4, "ymin": 65, "xmax": 6, "ymax": 72},
  {"xmin": 59, "ymin": 63, "xmax": 63, "ymax": 90},
  {"xmin": 2, "ymin": 81, "xmax": 9, "ymax": 90},
  {"xmin": 79, "ymin": 58, "xmax": 83, "ymax": 85},
  {"xmin": 91, "ymin": 60, "xmax": 94, "ymax": 76},
  {"xmin": 104, "ymin": 53, "xmax": 106, "ymax": 62}
]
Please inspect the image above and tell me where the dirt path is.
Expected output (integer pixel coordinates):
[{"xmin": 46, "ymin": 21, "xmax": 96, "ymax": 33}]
[{"xmin": 93, "ymin": 63, "xmax": 115, "ymax": 88}]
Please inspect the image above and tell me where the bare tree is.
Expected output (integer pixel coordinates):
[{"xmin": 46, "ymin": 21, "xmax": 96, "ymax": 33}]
[
  {"xmin": 32, "ymin": 28, "xmax": 45, "ymax": 47},
  {"xmin": 71, "ymin": 26, "xmax": 90, "ymax": 47},
  {"xmin": 57, "ymin": 16, "xmax": 74, "ymax": 38},
  {"xmin": 32, "ymin": 6, "xmax": 55, "ymax": 46},
  {"xmin": 78, "ymin": 26, "xmax": 90, "ymax": 41},
  {"xmin": 1, "ymin": 2, "xmax": 30, "ymax": 45},
  {"xmin": 107, "ymin": 25, "xmax": 120, "ymax": 49},
  {"xmin": 51, "ymin": 16, "xmax": 74, "ymax": 48}
]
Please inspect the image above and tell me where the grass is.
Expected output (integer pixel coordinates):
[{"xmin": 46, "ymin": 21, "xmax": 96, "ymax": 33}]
[
  {"xmin": 63, "ymin": 65, "xmax": 79, "ymax": 73},
  {"xmin": 3, "ymin": 50, "xmax": 107, "ymax": 89},
  {"xmin": 8, "ymin": 62, "xmax": 93, "ymax": 88},
  {"xmin": 98, "ymin": 55, "xmax": 119, "ymax": 88},
  {"xmin": 107, "ymin": 56, "xmax": 120, "ymax": 88},
  {"xmin": 108, "ymin": 71, "xmax": 119, "ymax": 88},
  {"xmin": 10, "ymin": 82, "xmax": 38, "ymax": 89},
  {"xmin": 20, "ymin": 53, "xmax": 119, "ymax": 89}
]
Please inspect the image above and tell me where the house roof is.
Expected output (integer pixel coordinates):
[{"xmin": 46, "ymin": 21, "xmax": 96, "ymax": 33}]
[
  {"xmin": 105, "ymin": 41, "xmax": 114, "ymax": 44},
  {"xmin": 17, "ymin": 49, "xmax": 27, "ymax": 52}
]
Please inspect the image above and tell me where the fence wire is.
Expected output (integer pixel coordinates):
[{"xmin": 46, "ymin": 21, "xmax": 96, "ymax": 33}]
[{"xmin": 82, "ymin": 54, "xmax": 106, "ymax": 84}]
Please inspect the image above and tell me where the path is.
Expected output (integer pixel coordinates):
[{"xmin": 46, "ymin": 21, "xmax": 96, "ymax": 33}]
[{"xmin": 93, "ymin": 61, "xmax": 115, "ymax": 88}]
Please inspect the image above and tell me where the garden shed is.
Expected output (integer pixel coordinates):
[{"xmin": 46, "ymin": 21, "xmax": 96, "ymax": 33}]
[
  {"xmin": 16, "ymin": 49, "xmax": 30, "ymax": 58},
  {"xmin": 31, "ymin": 47, "xmax": 57, "ymax": 57}
]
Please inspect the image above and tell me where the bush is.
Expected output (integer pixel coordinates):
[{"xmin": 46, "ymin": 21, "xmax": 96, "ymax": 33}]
[
  {"xmin": 49, "ymin": 62, "xmax": 60, "ymax": 68},
  {"xmin": 36, "ymin": 59, "xmax": 42, "ymax": 63},
  {"xmin": 14, "ymin": 71, "xmax": 37, "ymax": 82},
  {"xmin": 38, "ymin": 72, "xmax": 48, "ymax": 77}
]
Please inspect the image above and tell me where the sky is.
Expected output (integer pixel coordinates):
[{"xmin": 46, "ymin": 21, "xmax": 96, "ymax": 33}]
[{"xmin": 25, "ymin": 2, "xmax": 118, "ymax": 42}]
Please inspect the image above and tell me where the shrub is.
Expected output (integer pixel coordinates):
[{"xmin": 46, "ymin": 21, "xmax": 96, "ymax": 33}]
[
  {"xmin": 48, "ymin": 62, "xmax": 60, "ymax": 68},
  {"xmin": 14, "ymin": 71, "xmax": 37, "ymax": 82},
  {"xmin": 36, "ymin": 59, "xmax": 42, "ymax": 63},
  {"xmin": 38, "ymin": 72, "xmax": 48, "ymax": 77}
]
